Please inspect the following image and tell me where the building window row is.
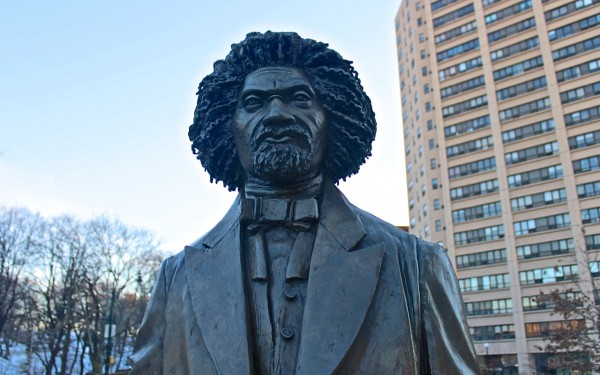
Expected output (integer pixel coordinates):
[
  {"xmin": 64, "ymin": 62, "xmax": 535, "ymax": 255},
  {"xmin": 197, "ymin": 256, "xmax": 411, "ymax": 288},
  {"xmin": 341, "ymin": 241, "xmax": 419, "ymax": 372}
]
[
  {"xmin": 433, "ymin": 3, "xmax": 475, "ymax": 28},
  {"xmin": 586, "ymin": 233, "xmax": 600, "ymax": 249},
  {"xmin": 465, "ymin": 298, "xmax": 512, "ymax": 316},
  {"xmin": 577, "ymin": 180, "xmax": 600, "ymax": 198},
  {"xmin": 552, "ymin": 35, "xmax": 600, "ymax": 61},
  {"xmin": 502, "ymin": 119, "xmax": 554, "ymax": 143},
  {"xmin": 517, "ymin": 238, "xmax": 574, "ymax": 260},
  {"xmin": 459, "ymin": 273, "xmax": 510, "ymax": 292},
  {"xmin": 582, "ymin": 207, "xmax": 600, "ymax": 224},
  {"xmin": 439, "ymin": 56, "xmax": 483, "ymax": 81},
  {"xmin": 470, "ymin": 324, "xmax": 515, "ymax": 341},
  {"xmin": 520, "ymin": 264, "xmax": 578, "ymax": 285},
  {"xmin": 499, "ymin": 97, "xmax": 551, "ymax": 123},
  {"xmin": 548, "ymin": 13, "xmax": 600, "ymax": 42},
  {"xmin": 431, "ymin": 0, "xmax": 460, "ymax": 12},
  {"xmin": 441, "ymin": 75, "xmax": 485, "ymax": 99},
  {"xmin": 573, "ymin": 155, "xmax": 600, "ymax": 173},
  {"xmin": 493, "ymin": 55, "xmax": 543, "ymax": 82},
  {"xmin": 545, "ymin": 0, "xmax": 597, "ymax": 22},
  {"xmin": 560, "ymin": 81, "xmax": 600, "ymax": 104},
  {"xmin": 556, "ymin": 57, "xmax": 600, "ymax": 82},
  {"xmin": 435, "ymin": 20, "xmax": 478, "ymax": 45},
  {"xmin": 564, "ymin": 105, "xmax": 600, "ymax": 126},
  {"xmin": 442, "ymin": 95, "xmax": 488, "ymax": 118},
  {"xmin": 511, "ymin": 188, "xmax": 567, "ymax": 211},
  {"xmin": 455, "ymin": 224, "xmax": 505, "ymax": 245},
  {"xmin": 437, "ymin": 39, "xmax": 480, "ymax": 62},
  {"xmin": 448, "ymin": 157, "xmax": 496, "ymax": 179},
  {"xmin": 508, "ymin": 164, "xmax": 563, "ymax": 188},
  {"xmin": 444, "ymin": 114, "xmax": 490, "ymax": 138},
  {"xmin": 569, "ymin": 130, "xmax": 600, "ymax": 150},
  {"xmin": 488, "ymin": 17, "xmax": 536, "ymax": 44},
  {"xmin": 523, "ymin": 291, "xmax": 582, "ymax": 311},
  {"xmin": 447, "ymin": 135, "xmax": 493, "ymax": 158},
  {"xmin": 491, "ymin": 36, "xmax": 539, "ymax": 62},
  {"xmin": 482, "ymin": 0, "xmax": 501, "ymax": 6},
  {"xmin": 525, "ymin": 320, "xmax": 584, "ymax": 338},
  {"xmin": 496, "ymin": 76, "xmax": 547, "ymax": 101},
  {"xmin": 451, "ymin": 179, "xmax": 499, "ymax": 200},
  {"xmin": 456, "ymin": 248, "xmax": 507, "ymax": 269},
  {"xmin": 505, "ymin": 141, "xmax": 558, "ymax": 165},
  {"xmin": 485, "ymin": 0, "xmax": 532, "ymax": 24},
  {"xmin": 453, "ymin": 201, "xmax": 502, "ymax": 223},
  {"xmin": 513, "ymin": 213, "xmax": 571, "ymax": 235}
]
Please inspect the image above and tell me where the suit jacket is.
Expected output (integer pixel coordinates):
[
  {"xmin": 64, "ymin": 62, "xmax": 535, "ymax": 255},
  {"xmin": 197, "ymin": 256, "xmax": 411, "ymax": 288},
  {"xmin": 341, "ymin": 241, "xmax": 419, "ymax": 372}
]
[{"xmin": 129, "ymin": 184, "xmax": 480, "ymax": 374}]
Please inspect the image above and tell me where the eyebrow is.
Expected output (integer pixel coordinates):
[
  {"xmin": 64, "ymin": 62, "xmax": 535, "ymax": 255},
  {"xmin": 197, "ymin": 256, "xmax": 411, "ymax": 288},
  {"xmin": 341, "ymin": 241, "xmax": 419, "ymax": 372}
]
[{"xmin": 240, "ymin": 83, "xmax": 316, "ymax": 97}]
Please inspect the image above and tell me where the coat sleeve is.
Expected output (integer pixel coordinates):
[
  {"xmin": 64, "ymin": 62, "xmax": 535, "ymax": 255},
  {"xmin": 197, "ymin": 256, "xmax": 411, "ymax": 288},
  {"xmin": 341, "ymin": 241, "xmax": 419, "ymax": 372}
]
[
  {"xmin": 419, "ymin": 242, "xmax": 481, "ymax": 375},
  {"xmin": 128, "ymin": 259, "xmax": 168, "ymax": 375}
]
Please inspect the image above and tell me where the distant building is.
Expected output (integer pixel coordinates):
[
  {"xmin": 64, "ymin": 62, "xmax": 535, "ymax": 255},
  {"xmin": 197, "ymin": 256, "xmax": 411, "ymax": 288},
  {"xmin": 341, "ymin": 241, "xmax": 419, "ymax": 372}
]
[{"xmin": 395, "ymin": 0, "xmax": 600, "ymax": 372}]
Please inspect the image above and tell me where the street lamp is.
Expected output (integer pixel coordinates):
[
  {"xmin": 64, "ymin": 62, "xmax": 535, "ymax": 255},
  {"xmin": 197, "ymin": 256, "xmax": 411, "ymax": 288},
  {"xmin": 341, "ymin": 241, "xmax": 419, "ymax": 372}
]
[{"xmin": 483, "ymin": 342, "xmax": 490, "ymax": 374}]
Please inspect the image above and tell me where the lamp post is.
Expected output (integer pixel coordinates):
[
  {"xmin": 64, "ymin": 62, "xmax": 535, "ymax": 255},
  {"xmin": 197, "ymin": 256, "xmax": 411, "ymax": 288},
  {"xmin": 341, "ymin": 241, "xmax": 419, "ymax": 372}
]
[
  {"xmin": 483, "ymin": 342, "xmax": 490, "ymax": 374},
  {"xmin": 104, "ymin": 287, "xmax": 116, "ymax": 375}
]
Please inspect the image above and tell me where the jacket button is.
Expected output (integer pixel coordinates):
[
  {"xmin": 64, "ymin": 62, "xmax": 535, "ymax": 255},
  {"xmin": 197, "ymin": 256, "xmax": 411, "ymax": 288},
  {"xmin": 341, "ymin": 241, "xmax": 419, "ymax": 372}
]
[
  {"xmin": 281, "ymin": 328, "xmax": 294, "ymax": 340},
  {"xmin": 284, "ymin": 289, "xmax": 297, "ymax": 300}
]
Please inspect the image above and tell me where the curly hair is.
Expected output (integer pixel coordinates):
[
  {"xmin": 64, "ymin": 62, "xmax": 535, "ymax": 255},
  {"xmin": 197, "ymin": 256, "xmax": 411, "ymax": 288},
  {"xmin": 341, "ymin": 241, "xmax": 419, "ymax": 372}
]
[{"xmin": 188, "ymin": 31, "xmax": 377, "ymax": 191}]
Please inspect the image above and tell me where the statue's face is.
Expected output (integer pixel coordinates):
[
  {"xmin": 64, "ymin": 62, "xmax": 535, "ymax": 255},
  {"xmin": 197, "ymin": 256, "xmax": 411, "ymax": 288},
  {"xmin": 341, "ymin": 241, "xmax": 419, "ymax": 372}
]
[{"xmin": 232, "ymin": 67, "xmax": 327, "ymax": 184}]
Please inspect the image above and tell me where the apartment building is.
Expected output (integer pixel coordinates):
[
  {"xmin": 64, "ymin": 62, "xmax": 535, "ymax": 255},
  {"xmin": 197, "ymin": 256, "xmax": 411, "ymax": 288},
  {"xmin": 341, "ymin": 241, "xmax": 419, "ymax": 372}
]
[{"xmin": 395, "ymin": 0, "xmax": 600, "ymax": 372}]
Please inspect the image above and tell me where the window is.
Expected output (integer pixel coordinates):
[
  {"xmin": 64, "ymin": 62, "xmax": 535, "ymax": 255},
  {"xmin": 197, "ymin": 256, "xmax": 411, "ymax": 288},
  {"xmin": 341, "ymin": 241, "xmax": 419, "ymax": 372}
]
[
  {"xmin": 548, "ymin": 13, "xmax": 600, "ymax": 42},
  {"xmin": 427, "ymin": 119, "xmax": 433, "ymax": 130},
  {"xmin": 435, "ymin": 220, "xmax": 442, "ymax": 232},
  {"xmin": 459, "ymin": 273, "xmax": 509, "ymax": 292},
  {"xmin": 573, "ymin": 155, "xmax": 600, "ymax": 173},
  {"xmin": 525, "ymin": 320, "xmax": 584, "ymax": 338},
  {"xmin": 470, "ymin": 325, "xmax": 515, "ymax": 341},
  {"xmin": 494, "ymin": 55, "xmax": 544, "ymax": 81},
  {"xmin": 433, "ymin": 4, "xmax": 474, "ymax": 28},
  {"xmin": 430, "ymin": 158, "xmax": 437, "ymax": 169},
  {"xmin": 421, "ymin": 184, "xmax": 427, "ymax": 196},
  {"xmin": 440, "ymin": 75, "xmax": 485, "ymax": 99},
  {"xmin": 552, "ymin": 35, "xmax": 600, "ymax": 61},
  {"xmin": 577, "ymin": 180, "xmax": 600, "ymax": 198},
  {"xmin": 418, "ymin": 146, "xmax": 423, "ymax": 157},
  {"xmin": 422, "ymin": 66, "xmax": 428, "ymax": 77},
  {"xmin": 568, "ymin": 130, "xmax": 600, "ymax": 149},
  {"xmin": 424, "ymin": 83, "xmax": 430, "ymax": 94},
  {"xmin": 428, "ymin": 139, "xmax": 435, "ymax": 150},
  {"xmin": 513, "ymin": 213, "xmax": 571, "ymax": 235},
  {"xmin": 496, "ymin": 76, "xmax": 547, "ymax": 101},
  {"xmin": 417, "ymin": 127, "xmax": 422, "ymax": 138},
  {"xmin": 504, "ymin": 141, "xmax": 559, "ymax": 165},
  {"xmin": 523, "ymin": 291, "xmax": 581, "ymax": 311},
  {"xmin": 433, "ymin": 199, "xmax": 440, "ymax": 210},
  {"xmin": 456, "ymin": 249, "xmax": 507, "ymax": 269},
  {"xmin": 453, "ymin": 202, "xmax": 502, "ymax": 223},
  {"xmin": 581, "ymin": 207, "xmax": 600, "ymax": 224},
  {"xmin": 442, "ymin": 95, "xmax": 488, "ymax": 118},
  {"xmin": 519, "ymin": 264, "xmax": 578, "ymax": 285},
  {"xmin": 560, "ymin": 81, "xmax": 600, "ymax": 104},
  {"xmin": 450, "ymin": 179, "xmax": 499, "ymax": 200},
  {"xmin": 431, "ymin": 0, "xmax": 460, "ymax": 12},
  {"xmin": 447, "ymin": 135, "xmax": 493, "ymax": 158},
  {"xmin": 508, "ymin": 164, "xmax": 563, "ymax": 187},
  {"xmin": 437, "ymin": 39, "xmax": 480, "ymax": 62},
  {"xmin": 424, "ymin": 224, "xmax": 430, "ymax": 237},
  {"xmin": 435, "ymin": 21, "xmax": 477, "ymax": 45},
  {"xmin": 488, "ymin": 17, "xmax": 536, "ymax": 43},
  {"xmin": 502, "ymin": 119, "xmax": 554, "ymax": 143},
  {"xmin": 423, "ymin": 204, "xmax": 429, "ymax": 217},
  {"xmin": 485, "ymin": 0, "xmax": 532, "ymax": 25},
  {"xmin": 545, "ymin": 0, "xmax": 596, "ymax": 22},
  {"xmin": 454, "ymin": 224, "xmax": 504, "ymax": 245},
  {"xmin": 444, "ymin": 115, "xmax": 490, "ymax": 138},
  {"xmin": 491, "ymin": 36, "xmax": 539, "ymax": 62},
  {"xmin": 426, "ymin": 102, "xmax": 432, "ymax": 112},
  {"xmin": 417, "ymin": 17, "xmax": 423, "ymax": 26},
  {"xmin": 465, "ymin": 298, "xmax": 512, "ymax": 316},
  {"xmin": 419, "ymin": 33, "xmax": 425, "ymax": 42},
  {"xmin": 517, "ymin": 238, "xmax": 574, "ymax": 259},
  {"xmin": 420, "ymin": 164, "xmax": 425, "ymax": 176},
  {"xmin": 499, "ymin": 97, "xmax": 551, "ymax": 123},
  {"xmin": 432, "ymin": 178, "xmax": 439, "ymax": 189},
  {"xmin": 564, "ymin": 106, "xmax": 600, "ymax": 127},
  {"xmin": 438, "ymin": 56, "xmax": 483, "ymax": 81},
  {"xmin": 448, "ymin": 157, "xmax": 496, "ymax": 179},
  {"xmin": 511, "ymin": 188, "xmax": 567, "ymax": 211},
  {"xmin": 585, "ymin": 234, "xmax": 600, "ymax": 250},
  {"xmin": 556, "ymin": 57, "xmax": 600, "ymax": 82}
]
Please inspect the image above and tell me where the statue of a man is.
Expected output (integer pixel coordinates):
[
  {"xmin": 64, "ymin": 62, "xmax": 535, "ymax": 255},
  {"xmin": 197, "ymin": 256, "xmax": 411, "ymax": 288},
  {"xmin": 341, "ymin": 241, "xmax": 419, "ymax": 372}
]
[{"xmin": 129, "ymin": 31, "xmax": 479, "ymax": 374}]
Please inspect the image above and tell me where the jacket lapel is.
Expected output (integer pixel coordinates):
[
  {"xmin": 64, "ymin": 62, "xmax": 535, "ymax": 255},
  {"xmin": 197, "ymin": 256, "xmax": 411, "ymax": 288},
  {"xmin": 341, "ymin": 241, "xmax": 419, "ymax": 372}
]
[
  {"xmin": 184, "ymin": 197, "xmax": 251, "ymax": 374},
  {"xmin": 296, "ymin": 185, "xmax": 385, "ymax": 375}
]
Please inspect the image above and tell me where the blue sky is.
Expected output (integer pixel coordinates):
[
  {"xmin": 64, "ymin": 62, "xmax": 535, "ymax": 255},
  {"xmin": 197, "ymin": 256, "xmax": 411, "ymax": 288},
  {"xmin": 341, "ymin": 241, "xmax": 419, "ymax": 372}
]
[{"xmin": 0, "ymin": 1, "xmax": 408, "ymax": 251}]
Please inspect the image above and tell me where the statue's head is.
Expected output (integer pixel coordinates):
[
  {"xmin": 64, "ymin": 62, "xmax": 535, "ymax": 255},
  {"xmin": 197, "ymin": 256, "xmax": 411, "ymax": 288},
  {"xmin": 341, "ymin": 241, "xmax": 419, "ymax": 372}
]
[{"xmin": 188, "ymin": 31, "xmax": 377, "ymax": 191}]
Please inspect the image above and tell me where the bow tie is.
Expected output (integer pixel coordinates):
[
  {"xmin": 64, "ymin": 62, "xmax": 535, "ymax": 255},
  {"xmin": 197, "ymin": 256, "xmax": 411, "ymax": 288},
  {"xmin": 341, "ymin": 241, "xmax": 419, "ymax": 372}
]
[{"xmin": 240, "ymin": 197, "xmax": 319, "ymax": 231}]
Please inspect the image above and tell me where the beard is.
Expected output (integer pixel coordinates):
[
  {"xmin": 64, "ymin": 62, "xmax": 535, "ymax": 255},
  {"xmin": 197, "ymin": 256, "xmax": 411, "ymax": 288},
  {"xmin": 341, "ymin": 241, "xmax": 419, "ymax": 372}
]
[{"xmin": 252, "ymin": 143, "xmax": 313, "ymax": 183}]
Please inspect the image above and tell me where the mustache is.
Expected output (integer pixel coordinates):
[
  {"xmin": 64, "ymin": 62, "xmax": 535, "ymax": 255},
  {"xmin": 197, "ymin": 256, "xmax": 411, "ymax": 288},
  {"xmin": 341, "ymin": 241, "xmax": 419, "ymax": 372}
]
[{"xmin": 252, "ymin": 124, "xmax": 311, "ymax": 149}]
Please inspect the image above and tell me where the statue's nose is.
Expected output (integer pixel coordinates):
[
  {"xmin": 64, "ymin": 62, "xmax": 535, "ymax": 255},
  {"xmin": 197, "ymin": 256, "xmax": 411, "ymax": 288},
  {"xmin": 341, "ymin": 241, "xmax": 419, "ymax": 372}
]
[{"xmin": 263, "ymin": 97, "xmax": 295, "ymax": 126}]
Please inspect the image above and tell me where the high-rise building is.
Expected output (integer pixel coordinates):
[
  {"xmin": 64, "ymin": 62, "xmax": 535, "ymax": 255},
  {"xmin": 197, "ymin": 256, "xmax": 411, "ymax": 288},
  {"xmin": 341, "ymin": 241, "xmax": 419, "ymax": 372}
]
[{"xmin": 395, "ymin": 0, "xmax": 600, "ymax": 372}]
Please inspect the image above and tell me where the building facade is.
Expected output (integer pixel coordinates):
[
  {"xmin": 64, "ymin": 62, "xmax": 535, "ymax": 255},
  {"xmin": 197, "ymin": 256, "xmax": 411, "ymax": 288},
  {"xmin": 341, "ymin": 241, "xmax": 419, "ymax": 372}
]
[{"xmin": 395, "ymin": 0, "xmax": 600, "ymax": 372}]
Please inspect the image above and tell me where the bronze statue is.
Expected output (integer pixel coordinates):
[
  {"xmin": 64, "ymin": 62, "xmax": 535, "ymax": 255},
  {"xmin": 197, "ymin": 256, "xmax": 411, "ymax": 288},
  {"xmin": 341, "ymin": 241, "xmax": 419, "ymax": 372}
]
[{"xmin": 129, "ymin": 31, "xmax": 479, "ymax": 374}]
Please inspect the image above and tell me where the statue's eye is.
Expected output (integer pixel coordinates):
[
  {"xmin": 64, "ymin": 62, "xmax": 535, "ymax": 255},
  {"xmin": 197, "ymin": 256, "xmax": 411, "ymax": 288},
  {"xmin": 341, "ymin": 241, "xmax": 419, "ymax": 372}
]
[
  {"xmin": 292, "ymin": 92, "xmax": 311, "ymax": 103},
  {"xmin": 243, "ymin": 95, "xmax": 263, "ymax": 110}
]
